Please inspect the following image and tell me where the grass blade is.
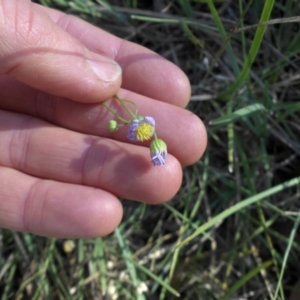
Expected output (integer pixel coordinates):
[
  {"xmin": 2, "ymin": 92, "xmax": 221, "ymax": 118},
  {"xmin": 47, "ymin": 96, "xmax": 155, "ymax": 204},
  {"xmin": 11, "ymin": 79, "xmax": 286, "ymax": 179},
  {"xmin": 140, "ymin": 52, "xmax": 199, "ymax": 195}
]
[
  {"xmin": 220, "ymin": 260, "xmax": 273, "ymax": 300},
  {"xmin": 274, "ymin": 210, "xmax": 300, "ymax": 299},
  {"xmin": 210, "ymin": 103, "xmax": 266, "ymax": 126},
  {"xmin": 223, "ymin": 0, "xmax": 275, "ymax": 97},
  {"xmin": 178, "ymin": 176, "xmax": 300, "ymax": 248}
]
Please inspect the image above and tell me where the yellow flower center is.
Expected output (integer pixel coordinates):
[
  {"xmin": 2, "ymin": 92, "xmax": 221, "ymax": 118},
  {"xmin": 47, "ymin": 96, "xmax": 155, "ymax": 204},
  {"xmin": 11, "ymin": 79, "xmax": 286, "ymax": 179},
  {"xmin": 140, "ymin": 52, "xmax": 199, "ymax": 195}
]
[{"xmin": 135, "ymin": 123, "xmax": 154, "ymax": 141}]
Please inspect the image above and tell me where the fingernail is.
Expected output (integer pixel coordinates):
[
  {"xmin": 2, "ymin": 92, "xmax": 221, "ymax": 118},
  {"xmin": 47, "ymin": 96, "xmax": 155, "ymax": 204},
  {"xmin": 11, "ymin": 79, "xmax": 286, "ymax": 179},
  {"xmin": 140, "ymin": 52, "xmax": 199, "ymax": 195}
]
[{"xmin": 87, "ymin": 51, "xmax": 122, "ymax": 82}]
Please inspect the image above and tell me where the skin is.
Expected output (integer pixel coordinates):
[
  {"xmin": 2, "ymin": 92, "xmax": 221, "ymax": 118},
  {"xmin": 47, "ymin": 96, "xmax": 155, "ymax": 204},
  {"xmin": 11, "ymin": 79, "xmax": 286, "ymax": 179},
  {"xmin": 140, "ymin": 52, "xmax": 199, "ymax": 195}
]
[{"xmin": 0, "ymin": 0, "xmax": 207, "ymax": 238}]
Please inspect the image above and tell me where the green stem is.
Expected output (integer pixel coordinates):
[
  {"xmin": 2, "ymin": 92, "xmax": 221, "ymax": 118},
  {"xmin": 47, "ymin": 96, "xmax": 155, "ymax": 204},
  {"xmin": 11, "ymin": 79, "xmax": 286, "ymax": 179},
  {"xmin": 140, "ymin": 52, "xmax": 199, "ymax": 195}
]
[
  {"xmin": 114, "ymin": 94, "xmax": 137, "ymax": 119},
  {"xmin": 101, "ymin": 102, "xmax": 131, "ymax": 124},
  {"xmin": 122, "ymin": 99, "xmax": 139, "ymax": 115}
]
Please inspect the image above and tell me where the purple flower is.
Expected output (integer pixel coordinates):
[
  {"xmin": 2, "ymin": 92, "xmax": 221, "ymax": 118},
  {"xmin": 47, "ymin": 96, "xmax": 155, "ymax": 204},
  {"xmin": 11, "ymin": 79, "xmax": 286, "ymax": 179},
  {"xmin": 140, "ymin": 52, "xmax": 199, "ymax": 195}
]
[
  {"xmin": 150, "ymin": 139, "xmax": 167, "ymax": 166},
  {"xmin": 127, "ymin": 116, "xmax": 155, "ymax": 142}
]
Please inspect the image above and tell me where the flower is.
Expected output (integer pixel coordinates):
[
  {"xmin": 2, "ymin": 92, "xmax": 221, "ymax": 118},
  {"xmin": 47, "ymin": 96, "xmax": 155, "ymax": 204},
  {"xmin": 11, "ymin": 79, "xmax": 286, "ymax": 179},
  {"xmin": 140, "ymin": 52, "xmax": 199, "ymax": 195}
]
[
  {"xmin": 150, "ymin": 139, "xmax": 167, "ymax": 166},
  {"xmin": 127, "ymin": 116, "xmax": 155, "ymax": 142}
]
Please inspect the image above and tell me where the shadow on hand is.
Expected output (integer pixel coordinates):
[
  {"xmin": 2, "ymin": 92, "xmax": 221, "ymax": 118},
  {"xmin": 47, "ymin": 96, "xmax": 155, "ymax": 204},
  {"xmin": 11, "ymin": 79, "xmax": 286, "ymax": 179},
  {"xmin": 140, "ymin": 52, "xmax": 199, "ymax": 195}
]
[{"xmin": 69, "ymin": 136, "xmax": 153, "ymax": 200}]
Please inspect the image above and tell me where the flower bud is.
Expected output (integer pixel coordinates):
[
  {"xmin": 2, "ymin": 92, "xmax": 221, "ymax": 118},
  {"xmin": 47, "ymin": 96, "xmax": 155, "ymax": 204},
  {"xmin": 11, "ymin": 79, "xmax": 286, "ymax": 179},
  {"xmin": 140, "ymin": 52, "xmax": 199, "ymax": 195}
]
[
  {"xmin": 108, "ymin": 120, "xmax": 118, "ymax": 132},
  {"xmin": 150, "ymin": 139, "xmax": 167, "ymax": 166}
]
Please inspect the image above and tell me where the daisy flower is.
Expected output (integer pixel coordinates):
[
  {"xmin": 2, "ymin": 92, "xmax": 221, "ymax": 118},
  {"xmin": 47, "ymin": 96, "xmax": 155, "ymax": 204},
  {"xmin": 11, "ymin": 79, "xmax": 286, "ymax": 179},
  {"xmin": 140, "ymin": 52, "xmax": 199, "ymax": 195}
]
[{"xmin": 127, "ymin": 116, "xmax": 155, "ymax": 142}]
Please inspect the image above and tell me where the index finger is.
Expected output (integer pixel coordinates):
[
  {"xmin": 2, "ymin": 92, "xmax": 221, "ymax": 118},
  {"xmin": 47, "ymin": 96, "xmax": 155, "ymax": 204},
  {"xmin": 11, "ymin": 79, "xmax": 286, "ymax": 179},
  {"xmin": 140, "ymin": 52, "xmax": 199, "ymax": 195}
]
[{"xmin": 39, "ymin": 4, "xmax": 191, "ymax": 108}]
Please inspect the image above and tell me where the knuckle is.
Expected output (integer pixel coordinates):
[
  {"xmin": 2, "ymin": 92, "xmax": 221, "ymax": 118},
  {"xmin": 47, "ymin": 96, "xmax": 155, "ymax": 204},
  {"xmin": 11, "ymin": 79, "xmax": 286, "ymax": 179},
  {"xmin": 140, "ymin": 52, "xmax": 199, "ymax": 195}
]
[{"xmin": 22, "ymin": 179, "xmax": 49, "ymax": 233}]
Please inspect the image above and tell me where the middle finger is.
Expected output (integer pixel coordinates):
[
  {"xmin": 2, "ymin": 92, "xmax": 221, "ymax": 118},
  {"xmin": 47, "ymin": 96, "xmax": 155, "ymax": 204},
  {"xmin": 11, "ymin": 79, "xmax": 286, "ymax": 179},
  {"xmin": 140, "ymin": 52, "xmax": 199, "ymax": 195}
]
[
  {"xmin": 0, "ymin": 76, "xmax": 207, "ymax": 166},
  {"xmin": 0, "ymin": 109, "xmax": 182, "ymax": 203}
]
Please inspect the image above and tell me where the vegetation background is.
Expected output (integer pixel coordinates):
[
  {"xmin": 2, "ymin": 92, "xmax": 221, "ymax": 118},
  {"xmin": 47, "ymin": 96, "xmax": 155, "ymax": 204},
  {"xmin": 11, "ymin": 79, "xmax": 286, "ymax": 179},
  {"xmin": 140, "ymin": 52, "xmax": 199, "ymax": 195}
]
[{"xmin": 1, "ymin": 0, "xmax": 300, "ymax": 299}]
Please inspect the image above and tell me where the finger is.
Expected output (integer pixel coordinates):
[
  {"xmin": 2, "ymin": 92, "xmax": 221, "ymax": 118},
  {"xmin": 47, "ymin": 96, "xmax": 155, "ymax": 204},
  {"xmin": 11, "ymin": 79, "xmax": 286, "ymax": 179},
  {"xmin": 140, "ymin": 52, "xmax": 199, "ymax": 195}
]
[
  {"xmin": 0, "ymin": 110, "xmax": 183, "ymax": 203},
  {"xmin": 0, "ymin": 76, "xmax": 206, "ymax": 166},
  {"xmin": 38, "ymin": 4, "xmax": 191, "ymax": 107},
  {"xmin": 0, "ymin": 166, "xmax": 122, "ymax": 238},
  {"xmin": 0, "ymin": 0, "xmax": 121, "ymax": 103}
]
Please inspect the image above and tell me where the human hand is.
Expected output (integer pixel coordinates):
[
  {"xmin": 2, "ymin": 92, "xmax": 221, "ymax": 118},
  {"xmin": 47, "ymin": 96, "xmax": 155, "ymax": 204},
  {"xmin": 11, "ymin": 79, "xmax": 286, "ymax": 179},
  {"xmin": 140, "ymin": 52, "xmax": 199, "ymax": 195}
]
[{"xmin": 0, "ymin": 0, "xmax": 207, "ymax": 238}]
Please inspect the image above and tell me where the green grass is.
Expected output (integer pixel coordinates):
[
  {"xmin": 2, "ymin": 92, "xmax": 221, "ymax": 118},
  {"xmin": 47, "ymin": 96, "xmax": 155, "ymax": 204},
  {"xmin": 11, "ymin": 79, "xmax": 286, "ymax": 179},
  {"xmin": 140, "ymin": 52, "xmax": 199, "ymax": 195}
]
[{"xmin": 2, "ymin": 0, "xmax": 300, "ymax": 299}]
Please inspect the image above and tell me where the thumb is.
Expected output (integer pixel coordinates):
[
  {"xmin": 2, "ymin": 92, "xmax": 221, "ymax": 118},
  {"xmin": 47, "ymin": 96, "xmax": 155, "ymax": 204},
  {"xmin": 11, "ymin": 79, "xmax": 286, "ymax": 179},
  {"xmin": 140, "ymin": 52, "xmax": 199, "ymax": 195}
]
[{"xmin": 0, "ymin": 0, "xmax": 122, "ymax": 103}]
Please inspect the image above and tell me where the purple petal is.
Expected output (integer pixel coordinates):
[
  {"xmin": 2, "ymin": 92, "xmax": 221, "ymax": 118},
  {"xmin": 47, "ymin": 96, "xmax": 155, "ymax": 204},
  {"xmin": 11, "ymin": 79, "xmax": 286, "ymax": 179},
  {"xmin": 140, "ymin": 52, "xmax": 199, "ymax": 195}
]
[{"xmin": 151, "ymin": 150, "xmax": 167, "ymax": 166}]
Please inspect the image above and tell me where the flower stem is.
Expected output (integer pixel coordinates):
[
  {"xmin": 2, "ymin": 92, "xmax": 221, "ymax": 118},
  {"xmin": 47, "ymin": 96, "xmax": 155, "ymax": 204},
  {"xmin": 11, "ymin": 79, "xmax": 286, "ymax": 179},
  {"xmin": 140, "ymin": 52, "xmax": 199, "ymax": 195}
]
[
  {"xmin": 114, "ymin": 94, "xmax": 137, "ymax": 119},
  {"xmin": 122, "ymin": 99, "xmax": 139, "ymax": 116},
  {"xmin": 101, "ymin": 102, "xmax": 131, "ymax": 124}
]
